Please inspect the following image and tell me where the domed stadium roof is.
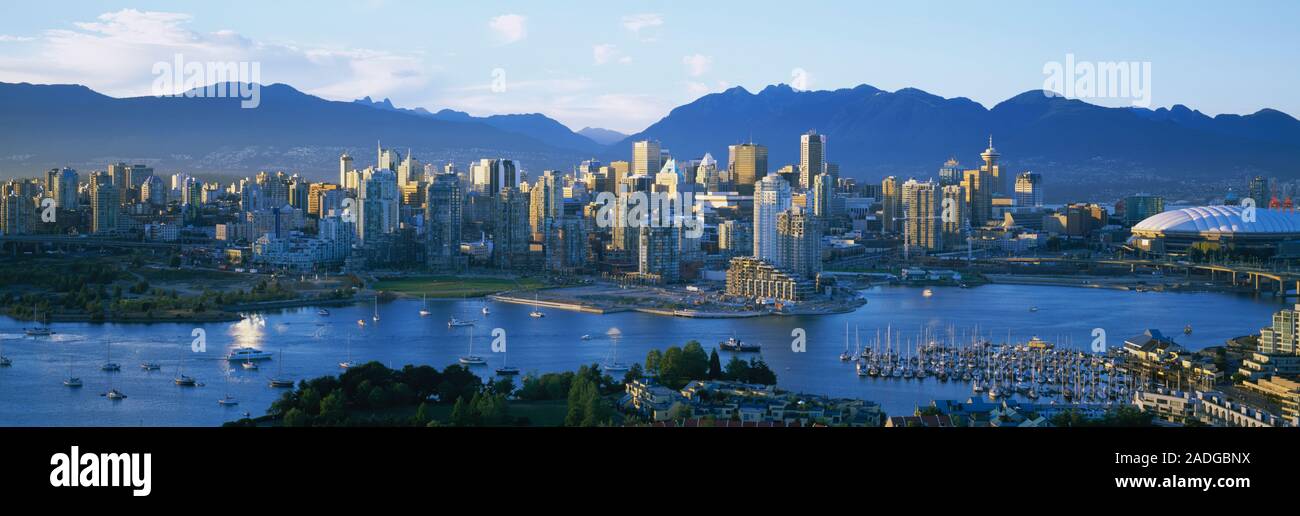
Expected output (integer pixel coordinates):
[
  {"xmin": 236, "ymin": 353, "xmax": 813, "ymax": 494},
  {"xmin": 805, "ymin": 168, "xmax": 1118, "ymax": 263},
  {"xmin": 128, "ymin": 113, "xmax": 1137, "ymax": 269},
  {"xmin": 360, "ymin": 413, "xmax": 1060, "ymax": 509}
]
[{"xmin": 1132, "ymin": 205, "xmax": 1300, "ymax": 236}]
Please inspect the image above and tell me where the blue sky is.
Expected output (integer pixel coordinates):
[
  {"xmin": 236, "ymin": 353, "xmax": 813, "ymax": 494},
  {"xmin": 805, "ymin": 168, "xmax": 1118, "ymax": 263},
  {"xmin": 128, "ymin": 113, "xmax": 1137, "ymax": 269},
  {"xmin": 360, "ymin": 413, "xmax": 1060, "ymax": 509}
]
[{"xmin": 0, "ymin": 1, "xmax": 1296, "ymax": 133}]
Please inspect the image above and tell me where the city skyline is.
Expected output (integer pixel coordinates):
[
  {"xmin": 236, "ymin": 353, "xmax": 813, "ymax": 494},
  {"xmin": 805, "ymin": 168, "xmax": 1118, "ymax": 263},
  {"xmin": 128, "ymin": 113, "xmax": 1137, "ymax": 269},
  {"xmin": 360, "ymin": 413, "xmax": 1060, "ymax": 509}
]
[{"xmin": 1, "ymin": 2, "xmax": 1299, "ymax": 133}]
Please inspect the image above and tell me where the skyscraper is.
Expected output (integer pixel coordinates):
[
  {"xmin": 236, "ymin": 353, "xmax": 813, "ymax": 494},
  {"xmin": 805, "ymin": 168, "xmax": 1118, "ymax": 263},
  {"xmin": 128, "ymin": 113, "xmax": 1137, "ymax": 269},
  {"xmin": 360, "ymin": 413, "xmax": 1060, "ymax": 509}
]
[
  {"xmin": 639, "ymin": 224, "xmax": 680, "ymax": 283},
  {"xmin": 979, "ymin": 136, "xmax": 1004, "ymax": 196},
  {"xmin": 90, "ymin": 172, "xmax": 118, "ymax": 235},
  {"xmin": 902, "ymin": 179, "xmax": 941, "ymax": 251},
  {"xmin": 776, "ymin": 206, "xmax": 822, "ymax": 278},
  {"xmin": 44, "ymin": 167, "xmax": 78, "ymax": 210},
  {"xmin": 339, "ymin": 153, "xmax": 354, "ymax": 187},
  {"xmin": 941, "ymin": 184, "xmax": 966, "ymax": 250},
  {"xmin": 425, "ymin": 173, "xmax": 463, "ymax": 270},
  {"xmin": 799, "ymin": 130, "xmax": 826, "ymax": 190},
  {"xmin": 753, "ymin": 173, "xmax": 792, "ymax": 259},
  {"xmin": 358, "ymin": 169, "xmax": 399, "ymax": 243},
  {"xmin": 632, "ymin": 140, "xmax": 662, "ymax": 177},
  {"xmin": 812, "ymin": 172, "xmax": 834, "ymax": 218},
  {"xmin": 470, "ymin": 158, "xmax": 519, "ymax": 195},
  {"xmin": 493, "ymin": 187, "xmax": 530, "ymax": 269},
  {"xmin": 939, "ymin": 158, "xmax": 962, "ymax": 186},
  {"xmin": 961, "ymin": 168, "xmax": 993, "ymax": 227},
  {"xmin": 1014, "ymin": 172, "xmax": 1043, "ymax": 207},
  {"xmin": 881, "ymin": 176, "xmax": 900, "ymax": 234},
  {"xmin": 1249, "ymin": 176, "xmax": 1270, "ymax": 207},
  {"xmin": 728, "ymin": 142, "xmax": 767, "ymax": 195}
]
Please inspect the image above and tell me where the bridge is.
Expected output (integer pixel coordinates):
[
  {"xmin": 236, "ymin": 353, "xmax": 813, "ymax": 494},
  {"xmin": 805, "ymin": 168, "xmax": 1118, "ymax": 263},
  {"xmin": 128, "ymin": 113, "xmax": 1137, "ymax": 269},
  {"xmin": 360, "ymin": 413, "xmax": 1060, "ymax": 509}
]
[{"xmin": 989, "ymin": 256, "xmax": 1300, "ymax": 298}]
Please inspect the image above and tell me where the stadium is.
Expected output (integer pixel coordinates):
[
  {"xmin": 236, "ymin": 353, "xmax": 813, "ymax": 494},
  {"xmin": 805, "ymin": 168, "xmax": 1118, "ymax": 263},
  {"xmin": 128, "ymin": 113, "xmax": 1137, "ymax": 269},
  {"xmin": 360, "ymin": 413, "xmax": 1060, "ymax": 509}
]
[{"xmin": 1128, "ymin": 205, "xmax": 1300, "ymax": 258}]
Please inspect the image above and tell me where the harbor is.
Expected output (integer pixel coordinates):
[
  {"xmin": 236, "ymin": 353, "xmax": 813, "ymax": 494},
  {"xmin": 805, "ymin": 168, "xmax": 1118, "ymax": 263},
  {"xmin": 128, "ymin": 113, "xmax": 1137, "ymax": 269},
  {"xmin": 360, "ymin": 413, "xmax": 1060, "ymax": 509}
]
[{"xmin": 0, "ymin": 283, "xmax": 1281, "ymax": 426}]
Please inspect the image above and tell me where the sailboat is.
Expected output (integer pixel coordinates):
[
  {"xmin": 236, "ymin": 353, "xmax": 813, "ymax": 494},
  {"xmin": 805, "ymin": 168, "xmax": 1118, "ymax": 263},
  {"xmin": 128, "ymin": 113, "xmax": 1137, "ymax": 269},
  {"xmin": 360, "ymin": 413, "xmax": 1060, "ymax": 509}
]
[
  {"xmin": 24, "ymin": 304, "xmax": 53, "ymax": 337},
  {"xmin": 218, "ymin": 371, "xmax": 239, "ymax": 406},
  {"xmin": 481, "ymin": 304, "xmax": 491, "ymax": 316},
  {"xmin": 458, "ymin": 326, "xmax": 485, "ymax": 365},
  {"xmin": 839, "ymin": 323, "xmax": 852, "ymax": 361},
  {"xmin": 447, "ymin": 316, "xmax": 474, "ymax": 328},
  {"xmin": 269, "ymin": 349, "xmax": 294, "ymax": 388},
  {"xmin": 372, "ymin": 296, "xmax": 380, "ymax": 322},
  {"xmin": 140, "ymin": 361, "xmax": 161, "ymax": 371},
  {"xmin": 241, "ymin": 354, "xmax": 259, "ymax": 370},
  {"xmin": 529, "ymin": 292, "xmax": 545, "ymax": 318},
  {"xmin": 0, "ymin": 339, "xmax": 11, "ymax": 367},
  {"xmin": 339, "ymin": 335, "xmax": 356, "ymax": 369},
  {"xmin": 419, "ymin": 294, "xmax": 431, "ymax": 317},
  {"xmin": 62, "ymin": 350, "xmax": 81, "ymax": 387},
  {"xmin": 601, "ymin": 333, "xmax": 629, "ymax": 373},
  {"xmin": 103, "ymin": 360, "xmax": 125, "ymax": 400},
  {"xmin": 495, "ymin": 341, "xmax": 519, "ymax": 376},
  {"xmin": 101, "ymin": 341, "xmax": 120, "ymax": 372}
]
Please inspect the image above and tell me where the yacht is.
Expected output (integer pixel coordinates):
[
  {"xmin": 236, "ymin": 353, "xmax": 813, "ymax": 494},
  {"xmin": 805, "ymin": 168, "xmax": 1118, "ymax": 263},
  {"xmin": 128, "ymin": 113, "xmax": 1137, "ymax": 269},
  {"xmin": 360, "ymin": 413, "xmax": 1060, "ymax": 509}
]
[
  {"xmin": 529, "ymin": 309, "xmax": 545, "ymax": 318},
  {"xmin": 339, "ymin": 337, "xmax": 356, "ymax": 370},
  {"xmin": 101, "ymin": 362, "xmax": 121, "ymax": 372},
  {"xmin": 448, "ymin": 317, "xmax": 474, "ymax": 328},
  {"xmin": 1029, "ymin": 306, "xmax": 1039, "ymax": 312},
  {"xmin": 105, "ymin": 389, "xmax": 127, "ymax": 401},
  {"xmin": 481, "ymin": 305, "xmax": 491, "ymax": 315},
  {"xmin": 317, "ymin": 308, "xmax": 330, "ymax": 316},
  {"xmin": 372, "ymin": 296, "xmax": 380, "ymax": 322},
  {"xmin": 24, "ymin": 327, "xmax": 53, "ymax": 337},
  {"xmin": 63, "ymin": 377, "xmax": 83, "ymax": 388},
  {"xmin": 580, "ymin": 334, "xmax": 591, "ymax": 341},
  {"xmin": 601, "ymin": 362, "xmax": 629, "ymax": 373},
  {"xmin": 269, "ymin": 377, "xmax": 295, "ymax": 388},
  {"xmin": 922, "ymin": 288, "xmax": 934, "ymax": 298},
  {"xmin": 719, "ymin": 336, "xmax": 761, "ymax": 352},
  {"xmin": 224, "ymin": 347, "xmax": 274, "ymax": 362},
  {"xmin": 217, "ymin": 395, "xmax": 239, "ymax": 406},
  {"xmin": 0, "ymin": 356, "xmax": 10, "ymax": 367},
  {"xmin": 495, "ymin": 365, "xmax": 519, "ymax": 376},
  {"xmin": 140, "ymin": 362, "xmax": 161, "ymax": 371},
  {"xmin": 241, "ymin": 360, "xmax": 259, "ymax": 370},
  {"xmin": 356, "ymin": 319, "xmax": 366, "ymax": 327}
]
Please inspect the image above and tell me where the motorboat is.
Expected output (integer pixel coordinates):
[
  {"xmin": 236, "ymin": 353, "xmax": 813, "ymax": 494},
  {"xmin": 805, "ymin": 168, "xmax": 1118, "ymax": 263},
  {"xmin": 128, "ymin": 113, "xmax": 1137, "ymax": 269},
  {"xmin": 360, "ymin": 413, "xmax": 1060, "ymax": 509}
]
[
  {"xmin": 224, "ymin": 347, "xmax": 274, "ymax": 361},
  {"xmin": 719, "ymin": 337, "xmax": 761, "ymax": 352},
  {"xmin": 448, "ymin": 317, "xmax": 474, "ymax": 328}
]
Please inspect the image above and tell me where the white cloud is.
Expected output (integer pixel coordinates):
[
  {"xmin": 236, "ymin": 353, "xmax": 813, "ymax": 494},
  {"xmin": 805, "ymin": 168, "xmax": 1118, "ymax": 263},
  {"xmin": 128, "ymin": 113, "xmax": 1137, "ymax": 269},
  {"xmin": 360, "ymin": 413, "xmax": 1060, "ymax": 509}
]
[
  {"xmin": 0, "ymin": 35, "xmax": 35, "ymax": 42},
  {"xmin": 593, "ymin": 44, "xmax": 632, "ymax": 65},
  {"xmin": 682, "ymin": 54, "xmax": 712, "ymax": 77},
  {"xmin": 0, "ymin": 9, "xmax": 430, "ymax": 101},
  {"xmin": 622, "ymin": 13, "xmax": 663, "ymax": 40},
  {"xmin": 488, "ymin": 14, "xmax": 527, "ymax": 45}
]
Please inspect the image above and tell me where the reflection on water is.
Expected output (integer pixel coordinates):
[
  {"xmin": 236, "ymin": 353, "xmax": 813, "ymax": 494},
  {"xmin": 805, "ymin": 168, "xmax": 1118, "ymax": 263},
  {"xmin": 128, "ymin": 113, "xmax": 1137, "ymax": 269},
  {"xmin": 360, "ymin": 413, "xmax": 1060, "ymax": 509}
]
[{"xmin": 0, "ymin": 284, "xmax": 1282, "ymax": 426}]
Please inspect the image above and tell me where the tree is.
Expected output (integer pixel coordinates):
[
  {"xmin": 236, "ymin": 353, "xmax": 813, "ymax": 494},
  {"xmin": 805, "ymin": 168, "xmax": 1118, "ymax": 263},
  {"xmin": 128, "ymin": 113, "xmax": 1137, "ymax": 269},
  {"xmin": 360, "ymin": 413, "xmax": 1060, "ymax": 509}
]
[
  {"xmin": 707, "ymin": 348, "xmax": 722, "ymax": 380},
  {"xmin": 319, "ymin": 391, "xmax": 346, "ymax": 423},
  {"xmin": 282, "ymin": 408, "xmax": 311, "ymax": 427}
]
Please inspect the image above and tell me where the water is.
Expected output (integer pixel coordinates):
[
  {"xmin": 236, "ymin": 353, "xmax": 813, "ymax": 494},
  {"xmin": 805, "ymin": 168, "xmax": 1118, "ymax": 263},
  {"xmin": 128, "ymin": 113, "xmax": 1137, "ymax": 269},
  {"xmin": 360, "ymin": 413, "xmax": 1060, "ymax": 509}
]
[{"xmin": 0, "ymin": 284, "xmax": 1281, "ymax": 425}]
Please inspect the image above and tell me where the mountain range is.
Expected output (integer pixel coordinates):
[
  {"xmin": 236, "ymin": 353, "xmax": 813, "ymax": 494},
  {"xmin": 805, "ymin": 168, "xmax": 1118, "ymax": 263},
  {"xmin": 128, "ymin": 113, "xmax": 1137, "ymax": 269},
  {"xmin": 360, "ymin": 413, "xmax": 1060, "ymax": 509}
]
[{"xmin": 1, "ymin": 81, "xmax": 1297, "ymax": 197}]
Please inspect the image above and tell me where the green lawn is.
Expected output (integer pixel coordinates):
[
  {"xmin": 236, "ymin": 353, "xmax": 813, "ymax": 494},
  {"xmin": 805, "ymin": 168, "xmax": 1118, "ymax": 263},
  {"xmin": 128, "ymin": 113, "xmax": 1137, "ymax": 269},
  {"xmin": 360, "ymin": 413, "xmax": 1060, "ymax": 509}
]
[{"xmin": 372, "ymin": 276, "xmax": 543, "ymax": 298}]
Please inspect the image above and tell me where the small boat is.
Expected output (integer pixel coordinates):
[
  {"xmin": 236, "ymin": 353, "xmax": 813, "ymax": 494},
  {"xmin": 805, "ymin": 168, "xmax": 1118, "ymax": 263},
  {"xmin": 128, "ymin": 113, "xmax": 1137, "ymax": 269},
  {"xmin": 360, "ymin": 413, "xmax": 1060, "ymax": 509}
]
[
  {"xmin": 24, "ymin": 327, "xmax": 53, "ymax": 337},
  {"xmin": 601, "ymin": 362, "xmax": 629, "ymax": 373},
  {"xmin": 339, "ymin": 336, "xmax": 356, "ymax": 369},
  {"xmin": 1029, "ymin": 306, "xmax": 1039, "ymax": 312},
  {"xmin": 317, "ymin": 309, "xmax": 330, "ymax": 316},
  {"xmin": 1184, "ymin": 324, "xmax": 1193, "ymax": 335},
  {"xmin": 481, "ymin": 305, "xmax": 491, "ymax": 315},
  {"xmin": 174, "ymin": 375, "xmax": 196, "ymax": 387},
  {"xmin": 719, "ymin": 336, "xmax": 761, "ymax": 352},
  {"xmin": 217, "ymin": 395, "xmax": 239, "ymax": 406},
  {"xmin": 372, "ymin": 296, "xmax": 380, "ymax": 322},
  {"xmin": 105, "ymin": 389, "xmax": 126, "ymax": 400},
  {"xmin": 580, "ymin": 334, "xmax": 591, "ymax": 341},
  {"xmin": 241, "ymin": 360, "xmax": 259, "ymax": 370},
  {"xmin": 495, "ymin": 365, "xmax": 519, "ymax": 376},
  {"xmin": 268, "ymin": 350, "xmax": 293, "ymax": 387},
  {"xmin": 448, "ymin": 317, "xmax": 474, "ymax": 328},
  {"xmin": 357, "ymin": 319, "xmax": 366, "ymax": 327},
  {"xmin": 224, "ymin": 347, "xmax": 274, "ymax": 362},
  {"xmin": 529, "ymin": 309, "xmax": 545, "ymax": 318},
  {"xmin": 140, "ymin": 362, "xmax": 161, "ymax": 371},
  {"xmin": 0, "ymin": 356, "xmax": 10, "ymax": 367},
  {"xmin": 63, "ymin": 377, "xmax": 82, "ymax": 388},
  {"xmin": 101, "ymin": 362, "xmax": 120, "ymax": 372},
  {"xmin": 459, "ymin": 327, "xmax": 485, "ymax": 365},
  {"xmin": 419, "ymin": 294, "xmax": 431, "ymax": 317},
  {"xmin": 922, "ymin": 288, "xmax": 934, "ymax": 297}
]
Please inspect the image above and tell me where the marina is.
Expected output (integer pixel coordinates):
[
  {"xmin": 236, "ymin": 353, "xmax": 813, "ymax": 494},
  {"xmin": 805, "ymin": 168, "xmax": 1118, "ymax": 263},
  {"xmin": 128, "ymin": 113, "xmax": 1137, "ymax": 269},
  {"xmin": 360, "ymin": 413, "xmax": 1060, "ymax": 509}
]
[{"xmin": 0, "ymin": 284, "xmax": 1281, "ymax": 426}]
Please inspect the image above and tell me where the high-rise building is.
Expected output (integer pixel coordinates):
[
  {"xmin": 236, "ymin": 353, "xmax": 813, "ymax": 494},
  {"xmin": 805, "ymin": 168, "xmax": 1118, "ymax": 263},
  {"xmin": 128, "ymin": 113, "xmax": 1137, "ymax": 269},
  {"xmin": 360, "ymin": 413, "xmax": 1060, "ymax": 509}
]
[
  {"xmin": 397, "ymin": 151, "xmax": 422, "ymax": 186},
  {"xmin": 358, "ymin": 169, "xmax": 399, "ymax": 243},
  {"xmin": 425, "ymin": 173, "xmax": 463, "ymax": 270},
  {"xmin": 638, "ymin": 224, "xmax": 680, "ymax": 283},
  {"xmin": 1249, "ymin": 176, "xmax": 1270, "ymax": 207},
  {"xmin": 529, "ymin": 171, "xmax": 562, "ymax": 244},
  {"xmin": 939, "ymin": 158, "xmax": 963, "ymax": 186},
  {"xmin": 881, "ymin": 176, "xmax": 900, "ymax": 234},
  {"xmin": 694, "ymin": 153, "xmax": 724, "ymax": 193},
  {"xmin": 0, "ymin": 190, "xmax": 30, "ymax": 235},
  {"xmin": 1123, "ymin": 194, "xmax": 1165, "ymax": 227},
  {"xmin": 44, "ymin": 167, "xmax": 78, "ymax": 210},
  {"xmin": 632, "ymin": 140, "xmax": 662, "ymax": 177},
  {"xmin": 776, "ymin": 206, "xmax": 822, "ymax": 278},
  {"xmin": 1014, "ymin": 172, "xmax": 1043, "ymax": 207},
  {"xmin": 470, "ymin": 158, "xmax": 518, "ymax": 195},
  {"xmin": 377, "ymin": 144, "xmax": 402, "ymax": 172},
  {"xmin": 1260, "ymin": 304, "xmax": 1300, "ymax": 356},
  {"xmin": 902, "ymin": 179, "xmax": 941, "ymax": 251},
  {"xmin": 308, "ymin": 183, "xmax": 340, "ymax": 217},
  {"xmin": 941, "ymin": 184, "xmax": 966, "ymax": 250},
  {"xmin": 339, "ymin": 153, "xmax": 354, "ymax": 188},
  {"xmin": 89, "ymin": 172, "xmax": 118, "ymax": 235},
  {"xmin": 799, "ymin": 130, "xmax": 826, "ymax": 190},
  {"xmin": 141, "ymin": 175, "xmax": 166, "ymax": 207},
  {"xmin": 961, "ymin": 168, "xmax": 994, "ymax": 227},
  {"xmin": 493, "ymin": 187, "xmax": 531, "ymax": 269},
  {"xmin": 728, "ymin": 143, "xmax": 767, "ymax": 195},
  {"xmin": 812, "ymin": 172, "xmax": 835, "ymax": 218},
  {"xmin": 717, "ymin": 219, "xmax": 751, "ymax": 258},
  {"xmin": 753, "ymin": 173, "xmax": 792, "ymax": 259}
]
